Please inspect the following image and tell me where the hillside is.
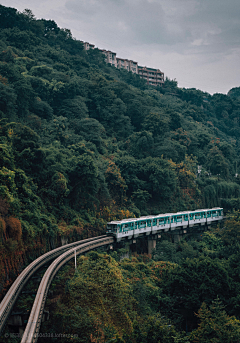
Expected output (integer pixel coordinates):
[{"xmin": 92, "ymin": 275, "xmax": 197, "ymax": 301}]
[{"xmin": 0, "ymin": 4, "xmax": 240, "ymax": 298}]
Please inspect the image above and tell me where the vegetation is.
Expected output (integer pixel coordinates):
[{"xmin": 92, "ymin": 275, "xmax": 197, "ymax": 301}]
[
  {"xmin": 1, "ymin": 4, "xmax": 240, "ymax": 341},
  {"xmin": 39, "ymin": 216, "xmax": 240, "ymax": 342}
]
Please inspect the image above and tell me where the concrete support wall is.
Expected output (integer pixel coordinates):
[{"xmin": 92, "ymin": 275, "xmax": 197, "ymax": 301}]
[
  {"xmin": 129, "ymin": 239, "xmax": 137, "ymax": 254},
  {"xmin": 173, "ymin": 233, "xmax": 181, "ymax": 243},
  {"xmin": 147, "ymin": 238, "xmax": 156, "ymax": 255}
]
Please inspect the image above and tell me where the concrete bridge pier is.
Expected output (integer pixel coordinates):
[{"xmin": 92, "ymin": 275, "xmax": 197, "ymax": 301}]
[
  {"xmin": 7, "ymin": 310, "xmax": 50, "ymax": 337},
  {"xmin": 171, "ymin": 229, "xmax": 188, "ymax": 243},
  {"xmin": 129, "ymin": 239, "xmax": 137, "ymax": 254},
  {"xmin": 173, "ymin": 233, "xmax": 181, "ymax": 243},
  {"xmin": 147, "ymin": 236, "xmax": 157, "ymax": 255}
]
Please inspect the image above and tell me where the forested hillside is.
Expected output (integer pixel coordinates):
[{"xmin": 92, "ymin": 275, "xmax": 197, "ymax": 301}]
[
  {"xmin": 1, "ymin": 4, "xmax": 240, "ymax": 298},
  {"xmin": 40, "ymin": 215, "xmax": 240, "ymax": 342}
]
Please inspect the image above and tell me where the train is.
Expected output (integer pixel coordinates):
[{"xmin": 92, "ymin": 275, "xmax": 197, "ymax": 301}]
[{"xmin": 106, "ymin": 207, "xmax": 224, "ymax": 242}]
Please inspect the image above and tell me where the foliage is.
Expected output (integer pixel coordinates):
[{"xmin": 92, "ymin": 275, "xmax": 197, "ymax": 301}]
[
  {"xmin": 1, "ymin": 5, "xmax": 240, "ymax": 327},
  {"xmin": 189, "ymin": 298, "xmax": 240, "ymax": 343},
  {"xmin": 40, "ymin": 252, "xmax": 182, "ymax": 342}
]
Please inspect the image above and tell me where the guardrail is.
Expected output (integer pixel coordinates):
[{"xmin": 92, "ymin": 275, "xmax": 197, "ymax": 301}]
[
  {"xmin": 0, "ymin": 235, "xmax": 107, "ymax": 335},
  {"xmin": 21, "ymin": 236, "xmax": 114, "ymax": 343}
]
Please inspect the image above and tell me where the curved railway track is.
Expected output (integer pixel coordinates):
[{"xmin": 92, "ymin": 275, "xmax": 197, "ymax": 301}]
[
  {"xmin": 0, "ymin": 235, "xmax": 108, "ymax": 335},
  {"xmin": 21, "ymin": 235, "xmax": 114, "ymax": 343}
]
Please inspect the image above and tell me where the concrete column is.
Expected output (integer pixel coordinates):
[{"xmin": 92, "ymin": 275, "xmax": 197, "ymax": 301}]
[
  {"xmin": 129, "ymin": 239, "xmax": 137, "ymax": 254},
  {"xmin": 148, "ymin": 237, "xmax": 156, "ymax": 255},
  {"xmin": 8, "ymin": 314, "xmax": 23, "ymax": 327},
  {"xmin": 173, "ymin": 234, "xmax": 181, "ymax": 243}
]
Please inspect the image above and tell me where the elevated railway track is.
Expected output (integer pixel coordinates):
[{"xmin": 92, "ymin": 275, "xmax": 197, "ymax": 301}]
[
  {"xmin": 21, "ymin": 235, "xmax": 113, "ymax": 343},
  {"xmin": 0, "ymin": 235, "xmax": 110, "ymax": 337}
]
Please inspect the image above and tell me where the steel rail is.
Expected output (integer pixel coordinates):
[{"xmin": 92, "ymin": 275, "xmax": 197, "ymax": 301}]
[
  {"xmin": 21, "ymin": 236, "xmax": 114, "ymax": 343},
  {"xmin": 0, "ymin": 235, "xmax": 106, "ymax": 334}
]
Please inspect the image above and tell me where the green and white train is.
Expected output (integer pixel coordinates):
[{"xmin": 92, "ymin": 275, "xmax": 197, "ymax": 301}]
[{"xmin": 106, "ymin": 207, "xmax": 223, "ymax": 242}]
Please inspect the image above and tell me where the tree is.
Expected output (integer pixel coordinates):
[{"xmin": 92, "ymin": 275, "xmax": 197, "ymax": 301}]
[
  {"xmin": 68, "ymin": 153, "xmax": 99, "ymax": 209},
  {"xmin": 160, "ymin": 256, "xmax": 231, "ymax": 329},
  {"xmin": 140, "ymin": 157, "xmax": 177, "ymax": 200},
  {"xmin": 46, "ymin": 252, "xmax": 134, "ymax": 342},
  {"xmin": 70, "ymin": 118, "xmax": 106, "ymax": 151},
  {"xmin": 31, "ymin": 98, "xmax": 53, "ymax": 119},
  {"xmin": 219, "ymin": 210, "xmax": 240, "ymax": 247},
  {"xmin": 58, "ymin": 96, "xmax": 88, "ymax": 120},
  {"xmin": 127, "ymin": 131, "xmax": 154, "ymax": 159},
  {"xmin": 132, "ymin": 315, "xmax": 180, "ymax": 343},
  {"xmin": 142, "ymin": 108, "xmax": 170, "ymax": 136},
  {"xmin": 131, "ymin": 189, "xmax": 151, "ymax": 213},
  {"xmin": 0, "ymin": 82, "xmax": 17, "ymax": 118},
  {"xmin": 189, "ymin": 298, "xmax": 240, "ymax": 343},
  {"xmin": 228, "ymin": 86, "xmax": 240, "ymax": 99},
  {"xmin": 206, "ymin": 146, "xmax": 229, "ymax": 178}
]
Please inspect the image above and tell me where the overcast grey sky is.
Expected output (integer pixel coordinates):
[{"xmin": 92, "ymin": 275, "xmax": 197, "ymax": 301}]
[{"xmin": 1, "ymin": 0, "xmax": 240, "ymax": 94}]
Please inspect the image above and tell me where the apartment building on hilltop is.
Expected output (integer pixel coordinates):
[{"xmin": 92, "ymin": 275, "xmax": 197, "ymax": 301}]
[
  {"xmin": 82, "ymin": 41, "xmax": 95, "ymax": 50},
  {"xmin": 81, "ymin": 41, "xmax": 164, "ymax": 86},
  {"xmin": 138, "ymin": 66, "xmax": 164, "ymax": 87},
  {"xmin": 116, "ymin": 58, "xmax": 138, "ymax": 74},
  {"xmin": 100, "ymin": 50, "xmax": 117, "ymax": 67}
]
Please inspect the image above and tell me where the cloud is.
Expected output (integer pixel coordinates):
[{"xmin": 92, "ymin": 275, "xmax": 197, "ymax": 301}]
[
  {"xmin": 62, "ymin": 0, "xmax": 240, "ymax": 56},
  {"xmin": 64, "ymin": 0, "xmax": 169, "ymax": 45}
]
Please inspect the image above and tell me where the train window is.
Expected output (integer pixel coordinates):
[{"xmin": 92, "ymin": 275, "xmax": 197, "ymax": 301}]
[{"xmin": 107, "ymin": 225, "xmax": 113, "ymax": 232}]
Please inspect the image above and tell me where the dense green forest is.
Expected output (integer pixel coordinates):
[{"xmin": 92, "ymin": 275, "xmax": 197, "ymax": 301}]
[{"xmin": 1, "ymin": 4, "xmax": 240, "ymax": 341}]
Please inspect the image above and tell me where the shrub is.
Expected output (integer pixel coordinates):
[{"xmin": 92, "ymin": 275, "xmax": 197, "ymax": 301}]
[{"xmin": 6, "ymin": 217, "xmax": 22, "ymax": 241}]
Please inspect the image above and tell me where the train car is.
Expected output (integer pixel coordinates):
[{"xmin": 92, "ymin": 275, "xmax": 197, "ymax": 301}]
[
  {"xmin": 106, "ymin": 218, "xmax": 136, "ymax": 242},
  {"xmin": 152, "ymin": 214, "xmax": 172, "ymax": 233},
  {"xmin": 106, "ymin": 207, "xmax": 223, "ymax": 241},
  {"xmin": 188, "ymin": 209, "xmax": 208, "ymax": 227},
  {"xmin": 170, "ymin": 211, "xmax": 189, "ymax": 231},
  {"xmin": 206, "ymin": 207, "xmax": 223, "ymax": 225},
  {"xmin": 133, "ymin": 216, "xmax": 155, "ymax": 238}
]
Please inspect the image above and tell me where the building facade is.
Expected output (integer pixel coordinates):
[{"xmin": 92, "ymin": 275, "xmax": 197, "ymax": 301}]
[
  {"xmin": 101, "ymin": 50, "xmax": 117, "ymax": 67},
  {"xmin": 138, "ymin": 66, "xmax": 164, "ymax": 87},
  {"xmin": 116, "ymin": 58, "xmax": 138, "ymax": 74},
  {"xmin": 82, "ymin": 42, "xmax": 95, "ymax": 50}
]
